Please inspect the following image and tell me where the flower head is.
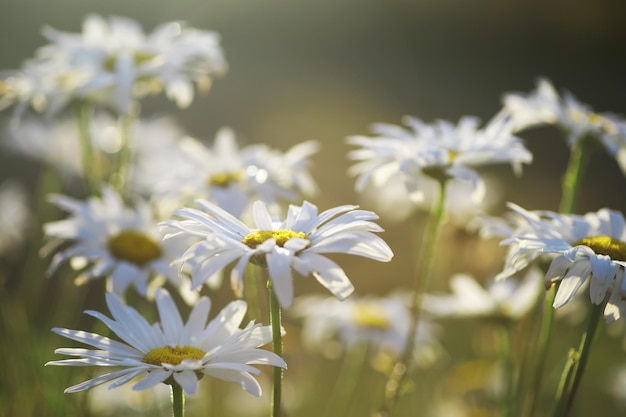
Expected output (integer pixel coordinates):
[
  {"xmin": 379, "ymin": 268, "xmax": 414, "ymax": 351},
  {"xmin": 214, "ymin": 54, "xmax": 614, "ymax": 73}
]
[
  {"xmin": 43, "ymin": 186, "xmax": 195, "ymax": 301},
  {"xmin": 423, "ymin": 270, "xmax": 542, "ymax": 320},
  {"xmin": 291, "ymin": 293, "xmax": 438, "ymax": 363},
  {"xmin": 164, "ymin": 199, "xmax": 393, "ymax": 308},
  {"xmin": 501, "ymin": 78, "xmax": 626, "ymax": 174},
  {"xmin": 47, "ymin": 289, "xmax": 286, "ymax": 396},
  {"xmin": 154, "ymin": 128, "xmax": 319, "ymax": 218},
  {"xmin": 498, "ymin": 203, "xmax": 626, "ymax": 322},
  {"xmin": 347, "ymin": 114, "xmax": 531, "ymax": 205}
]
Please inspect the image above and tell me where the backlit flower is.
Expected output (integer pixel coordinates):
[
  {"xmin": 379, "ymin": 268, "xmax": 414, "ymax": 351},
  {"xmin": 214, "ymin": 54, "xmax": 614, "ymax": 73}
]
[
  {"xmin": 43, "ymin": 187, "xmax": 196, "ymax": 300},
  {"xmin": 163, "ymin": 199, "xmax": 393, "ymax": 308},
  {"xmin": 47, "ymin": 289, "xmax": 286, "ymax": 396},
  {"xmin": 497, "ymin": 203, "xmax": 626, "ymax": 322}
]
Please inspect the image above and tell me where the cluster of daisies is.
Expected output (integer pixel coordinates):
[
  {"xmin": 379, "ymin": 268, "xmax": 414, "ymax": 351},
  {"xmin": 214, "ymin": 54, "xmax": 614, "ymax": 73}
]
[{"xmin": 2, "ymin": 14, "xmax": 626, "ymax": 417}]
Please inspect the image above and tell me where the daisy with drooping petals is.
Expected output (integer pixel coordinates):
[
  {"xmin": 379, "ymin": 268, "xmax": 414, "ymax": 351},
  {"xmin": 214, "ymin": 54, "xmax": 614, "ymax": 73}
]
[
  {"xmin": 501, "ymin": 78, "xmax": 626, "ymax": 174},
  {"xmin": 43, "ymin": 186, "xmax": 197, "ymax": 301},
  {"xmin": 346, "ymin": 114, "xmax": 532, "ymax": 206},
  {"xmin": 497, "ymin": 203, "xmax": 626, "ymax": 322},
  {"xmin": 47, "ymin": 289, "xmax": 286, "ymax": 396},
  {"xmin": 163, "ymin": 199, "xmax": 393, "ymax": 308}
]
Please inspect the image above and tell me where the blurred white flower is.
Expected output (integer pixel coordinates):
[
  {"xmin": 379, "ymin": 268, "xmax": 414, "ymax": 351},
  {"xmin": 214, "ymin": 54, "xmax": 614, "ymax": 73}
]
[
  {"xmin": 163, "ymin": 199, "xmax": 393, "ymax": 308},
  {"xmin": 347, "ymin": 114, "xmax": 532, "ymax": 209},
  {"xmin": 0, "ymin": 180, "xmax": 31, "ymax": 255},
  {"xmin": 154, "ymin": 127, "xmax": 319, "ymax": 219},
  {"xmin": 43, "ymin": 186, "xmax": 197, "ymax": 302},
  {"xmin": 497, "ymin": 203, "xmax": 626, "ymax": 322},
  {"xmin": 501, "ymin": 78, "xmax": 626, "ymax": 174},
  {"xmin": 423, "ymin": 270, "xmax": 542, "ymax": 320},
  {"xmin": 47, "ymin": 289, "xmax": 286, "ymax": 396},
  {"xmin": 1, "ymin": 15, "xmax": 226, "ymax": 116},
  {"xmin": 291, "ymin": 293, "xmax": 439, "ymax": 364}
]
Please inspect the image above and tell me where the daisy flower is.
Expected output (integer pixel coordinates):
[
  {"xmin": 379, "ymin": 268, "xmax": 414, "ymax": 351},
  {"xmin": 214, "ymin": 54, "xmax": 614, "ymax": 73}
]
[
  {"xmin": 291, "ymin": 293, "xmax": 439, "ymax": 363},
  {"xmin": 163, "ymin": 199, "xmax": 393, "ymax": 308},
  {"xmin": 497, "ymin": 203, "xmax": 626, "ymax": 322},
  {"xmin": 155, "ymin": 127, "xmax": 319, "ymax": 218},
  {"xmin": 47, "ymin": 289, "xmax": 286, "ymax": 396},
  {"xmin": 501, "ymin": 78, "xmax": 626, "ymax": 174},
  {"xmin": 346, "ymin": 114, "xmax": 532, "ymax": 205},
  {"xmin": 423, "ymin": 270, "xmax": 542, "ymax": 320},
  {"xmin": 43, "ymin": 186, "xmax": 196, "ymax": 301}
]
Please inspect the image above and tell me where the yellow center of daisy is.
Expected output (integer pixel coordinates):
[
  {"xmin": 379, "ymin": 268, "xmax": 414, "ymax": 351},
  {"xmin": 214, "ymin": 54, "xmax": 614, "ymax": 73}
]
[
  {"xmin": 208, "ymin": 171, "xmax": 243, "ymax": 188},
  {"xmin": 104, "ymin": 51, "xmax": 158, "ymax": 72},
  {"xmin": 108, "ymin": 230, "xmax": 163, "ymax": 266},
  {"xmin": 352, "ymin": 302, "xmax": 391, "ymax": 329},
  {"xmin": 143, "ymin": 345, "xmax": 205, "ymax": 366},
  {"xmin": 573, "ymin": 235, "xmax": 626, "ymax": 261},
  {"xmin": 243, "ymin": 229, "xmax": 309, "ymax": 249}
]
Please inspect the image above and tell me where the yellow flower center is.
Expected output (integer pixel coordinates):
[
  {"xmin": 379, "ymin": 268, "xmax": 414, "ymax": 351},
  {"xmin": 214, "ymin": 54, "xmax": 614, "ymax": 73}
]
[
  {"xmin": 574, "ymin": 235, "xmax": 626, "ymax": 261},
  {"xmin": 104, "ymin": 51, "xmax": 158, "ymax": 72},
  {"xmin": 108, "ymin": 230, "xmax": 163, "ymax": 266},
  {"xmin": 143, "ymin": 345, "xmax": 205, "ymax": 366},
  {"xmin": 352, "ymin": 302, "xmax": 391, "ymax": 329},
  {"xmin": 243, "ymin": 229, "xmax": 309, "ymax": 249},
  {"xmin": 207, "ymin": 171, "xmax": 243, "ymax": 188}
]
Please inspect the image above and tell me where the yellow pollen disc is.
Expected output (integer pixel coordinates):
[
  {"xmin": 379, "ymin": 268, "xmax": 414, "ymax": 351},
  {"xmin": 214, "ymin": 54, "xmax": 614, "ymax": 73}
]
[
  {"xmin": 108, "ymin": 230, "xmax": 163, "ymax": 266},
  {"xmin": 352, "ymin": 303, "xmax": 391, "ymax": 329},
  {"xmin": 208, "ymin": 171, "xmax": 243, "ymax": 188},
  {"xmin": 574, "ymin": 235, "xmax": 626, "ymax": 261},
  {"xmin": 243, "ymin": 229, "xmax": 309, "ymax": 249},
  {"xmin": 104, "ymin": 51, "xmax": 158, "ymax": 72},
  {"xmin": 143, "ymin": 345, "xmax": 205, "ymax": 366}
]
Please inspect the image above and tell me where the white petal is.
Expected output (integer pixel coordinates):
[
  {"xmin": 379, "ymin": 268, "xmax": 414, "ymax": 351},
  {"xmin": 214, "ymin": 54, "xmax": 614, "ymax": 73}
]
[
  {"xmin": 173, "ymin": 371, "xmax": 199, "ymax": 395},
  {"xmin": 553, "ymin": 261, "xmax": 591, "ymax": 308}
]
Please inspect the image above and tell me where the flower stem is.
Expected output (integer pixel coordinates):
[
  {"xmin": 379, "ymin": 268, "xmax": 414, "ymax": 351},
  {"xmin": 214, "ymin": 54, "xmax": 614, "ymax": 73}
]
[
  {"xmin": 552, "ymin": 304, "xmax": 603, "ymax": 417},
  {"xmin": 76, "ymin": 103, "xmax": 101, "ymax": 195},
  {"xmin": 379, "ymin": 179, "xmax": 447, "ymax": 416},
  {"xmin": 171, "ymin": 383, "xmax": 185, "ymax": 417},
  {"xmin": 268, "ymin": 280, "xmax": 283, "ymax": 417},
  {"xmin": 559, "ymin": 141, "xmax": 588, "ymax": 215},
  {"xmin": 110, "ymin": 111, "xmax": 135, "ymax": 199},
  {"xmin": 324, "ymin": 342, "xmax": 370, "ymax": 417}
]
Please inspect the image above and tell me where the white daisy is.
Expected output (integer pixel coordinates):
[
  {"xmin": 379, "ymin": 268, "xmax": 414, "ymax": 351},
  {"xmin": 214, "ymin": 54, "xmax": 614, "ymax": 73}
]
[
  {"xmin": 43, "ymin": 186, "xmax": 196, "ymax": 301},
  {"xmin": 47, "ymin": 289, "xmax": 286, "ymax": 396},
  {"xmin": 155, "ymin": 127, "xmax": 319, "ymax": 218},
  {"xmin": 423, "ymin": 270, "xmax": 542, "ymax": 320},
  {"xmin": 497, "ymin": 203, "xmax": 626, "ymax": 322},
  {"xmin": 291, "ymin": 293, "xmax": 438, "ymax": 362},
  {"xmin": 347, "ymin": 114, "xmax": 532, "ymax": 205},
  {"xmin": 501, "ymin": 78, "xmax": 626, "ymax": 174},
  {"xmin": 163, "ymin": 199, "xmax": 393, "ymax": 308}
]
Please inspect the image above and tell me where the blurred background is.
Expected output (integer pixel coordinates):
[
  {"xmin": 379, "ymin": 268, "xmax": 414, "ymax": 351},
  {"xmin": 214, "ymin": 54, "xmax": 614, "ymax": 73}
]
[{"xmin": 1, "ymin": 0, "xmax": 626, "ymax": 416}]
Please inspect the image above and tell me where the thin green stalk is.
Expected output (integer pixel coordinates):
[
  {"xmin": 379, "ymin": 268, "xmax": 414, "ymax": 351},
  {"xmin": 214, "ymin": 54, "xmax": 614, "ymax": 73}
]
[
  {"xmin": 524, "ymin": 284, "xmax": 557, "ymax": 417},
  {"xmin": 268, "ymin": 280, "xmax": 283, "ymax": 417},
  {"xmin": 552, "ymin": 304, "xmax": 603, "ymax": 417},
  {"xmin": 379, "ymin": 179, "xmax": 447, "ymax": 416},
  {"xmin": 559, "ymin": 141, "xmax": 588, "ymax": 215},
  {"xmin": 110, "ymin": 112, "xmax": 135, "ymax": 199},
  {"xmin": 76, "ymin": 103, "xmax": 101, "ymax": 195},
  {"xmin": 171, "ymin": 383, "xmax": 185, "ymax": 417},
  {"xmin": 496, "ymin": 323, "xmax": 515, "ymax": 417},
  {"xmin": 324, "ymin": 342, "xmax": 370, "ymax": 417}
]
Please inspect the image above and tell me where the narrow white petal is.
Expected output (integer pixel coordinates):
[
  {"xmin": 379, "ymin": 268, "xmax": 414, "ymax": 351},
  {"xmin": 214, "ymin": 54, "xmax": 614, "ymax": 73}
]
[{"xmin": 173, "ymin": 371, "xmax": 199, "ymax": 395}]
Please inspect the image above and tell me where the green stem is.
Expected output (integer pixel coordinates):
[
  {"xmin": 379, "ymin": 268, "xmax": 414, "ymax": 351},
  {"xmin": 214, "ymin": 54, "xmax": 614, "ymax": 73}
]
[
  {"xmin": 171, "ymin": 383, "xmax": 185, "ymax": 417},
  {"xmin": 552, "ymin": 304, "xmax": 603, "ymax": 417},
  {"xmin": 76, "ymin": 103, "xmax": 101, "ymax": 195},
  {"xmin": 380, "ymin": 179, "xmax": 447, "ymax": 415},
  {"xmin": 497, "ymin": 323, "xmax": 515, "ymax": 417},
  {"xmin": 110, "ymin": 112, "xmax": 135, "ymax": 199},
  {"xmin": 324, "ymin": 342, "xmax": 370, "ymax": 417},
  {"xmin": 268, "ymin": 280, "xmax": 283, "ymax": 417},
  {"xmin": 524, "ymin": 284, "xmax": 558, "ymax": 417},
  {"xmin": 559, "ymin": 141, "xmax": 588, "ymax": 215}
]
